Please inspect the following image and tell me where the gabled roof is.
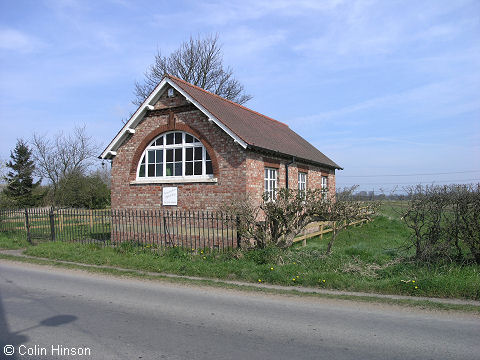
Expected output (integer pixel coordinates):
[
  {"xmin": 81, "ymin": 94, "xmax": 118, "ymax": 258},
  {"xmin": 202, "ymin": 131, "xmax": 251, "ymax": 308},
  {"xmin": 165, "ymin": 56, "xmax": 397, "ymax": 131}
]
[{"xmin": 101, "ymin": 75, "xmax": 341, "ymax": 169}]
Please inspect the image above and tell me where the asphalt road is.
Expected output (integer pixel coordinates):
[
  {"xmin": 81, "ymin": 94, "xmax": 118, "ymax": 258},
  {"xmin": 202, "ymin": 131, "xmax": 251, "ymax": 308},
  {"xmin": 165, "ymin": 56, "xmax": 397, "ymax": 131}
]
[{"xmin": 0, "ymin": 260, "xmax": 479, "ymax": 360}]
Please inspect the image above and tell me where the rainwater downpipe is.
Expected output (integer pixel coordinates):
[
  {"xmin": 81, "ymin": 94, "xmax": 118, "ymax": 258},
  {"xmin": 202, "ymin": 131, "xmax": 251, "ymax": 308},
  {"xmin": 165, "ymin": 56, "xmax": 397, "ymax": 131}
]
[{"xmin": 285, "ymin": 156, "xmax": 296, "ymax": 189}]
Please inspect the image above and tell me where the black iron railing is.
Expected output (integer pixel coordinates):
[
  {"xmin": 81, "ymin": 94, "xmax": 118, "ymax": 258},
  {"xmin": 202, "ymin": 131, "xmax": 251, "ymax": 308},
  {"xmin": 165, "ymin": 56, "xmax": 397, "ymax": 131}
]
[{"xmin": 0, "ymin": 208, "xmax": 239, "ymax": 251}]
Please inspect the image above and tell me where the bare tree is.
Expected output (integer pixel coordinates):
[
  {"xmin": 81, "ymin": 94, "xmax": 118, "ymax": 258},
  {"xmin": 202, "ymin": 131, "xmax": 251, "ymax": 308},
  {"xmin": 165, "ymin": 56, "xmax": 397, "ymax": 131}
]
[
  {"xmin": 31, "ymin": 125, "xmax": 99, "ymax": 194},
  {"xmin": 133, "ymin": 34, "xmax": 252, "ymax": 106}
]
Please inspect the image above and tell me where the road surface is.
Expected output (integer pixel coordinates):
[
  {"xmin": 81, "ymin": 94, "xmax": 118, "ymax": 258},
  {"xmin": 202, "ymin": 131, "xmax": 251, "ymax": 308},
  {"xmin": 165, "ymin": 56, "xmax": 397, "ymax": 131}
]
[{"xmin": 0, "ymin": 260, "xmax": 479, "ymax": 360}]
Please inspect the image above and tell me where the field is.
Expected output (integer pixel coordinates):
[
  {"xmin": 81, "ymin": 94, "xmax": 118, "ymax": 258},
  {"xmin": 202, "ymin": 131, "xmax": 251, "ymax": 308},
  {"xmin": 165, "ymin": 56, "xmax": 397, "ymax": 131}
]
[{"xmin": 0, "ymin": 201, "xmax": 476, "ymax": 300}]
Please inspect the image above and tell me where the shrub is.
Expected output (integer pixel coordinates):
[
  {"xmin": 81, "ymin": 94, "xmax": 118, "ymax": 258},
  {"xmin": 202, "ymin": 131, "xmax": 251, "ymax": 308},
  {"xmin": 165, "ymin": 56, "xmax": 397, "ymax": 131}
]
[
  {"xmin": 403, "ymin": 184, "xmax": 480, "ymax": 264},
  {"xmin": 222, "ymin": 187, "xmax": 378, "ymax": 253}
]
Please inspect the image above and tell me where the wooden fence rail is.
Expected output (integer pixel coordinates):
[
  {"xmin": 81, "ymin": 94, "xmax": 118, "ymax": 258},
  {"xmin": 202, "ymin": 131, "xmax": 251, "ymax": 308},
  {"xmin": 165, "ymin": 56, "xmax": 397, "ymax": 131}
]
[{"xmin": 293, "ymin": 216, "xmax": 372, "ymax": 246}]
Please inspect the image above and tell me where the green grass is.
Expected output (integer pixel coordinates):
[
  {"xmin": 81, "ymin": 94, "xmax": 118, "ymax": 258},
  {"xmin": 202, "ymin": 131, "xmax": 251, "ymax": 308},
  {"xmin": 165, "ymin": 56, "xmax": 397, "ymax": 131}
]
[
  {"xmin": 10, "ymin": 214, "xmax": 477, "ymax": 300},
  {"xmin": 0, "ymin": 231, "xmax": 29, "ymax": 249},
  {"xmin": 1, "ymin": 253, "xmax": 478, "ymax": 314}
]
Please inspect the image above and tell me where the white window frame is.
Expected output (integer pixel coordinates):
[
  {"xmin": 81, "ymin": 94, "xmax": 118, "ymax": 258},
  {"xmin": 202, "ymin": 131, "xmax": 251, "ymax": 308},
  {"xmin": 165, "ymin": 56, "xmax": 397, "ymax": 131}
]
[
  {"xmin": 264, "ymin": 167, "xmax": 277, "ymax": 201},
  {"xmin": 135, "ymin": 131, "xmax": 214, "ymax": 183},
  {"xmin": 298, "ymin": 172, "xmax": 307, "ymax": 192},
  {"xmin": 321, "ymin": 176, "xmax": 328, "ymax": 192}
]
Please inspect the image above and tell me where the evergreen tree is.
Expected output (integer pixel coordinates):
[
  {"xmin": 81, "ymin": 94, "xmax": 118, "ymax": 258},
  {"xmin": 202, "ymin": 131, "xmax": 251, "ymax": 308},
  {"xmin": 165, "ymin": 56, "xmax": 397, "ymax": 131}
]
[{"xmin": 3, "ymin": 139, "xmax": 39, "ymax": 207}]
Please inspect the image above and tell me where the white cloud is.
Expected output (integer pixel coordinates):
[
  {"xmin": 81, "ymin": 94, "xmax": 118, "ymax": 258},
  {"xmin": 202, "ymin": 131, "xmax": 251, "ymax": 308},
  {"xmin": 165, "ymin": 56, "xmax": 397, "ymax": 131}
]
[
  {"xmin": 0, "ymin": 28, "xmax": 45, "ymax": 53},
  {"xmin": 292, "ymin": 75, "xmax": 480, "ymax": 125}
]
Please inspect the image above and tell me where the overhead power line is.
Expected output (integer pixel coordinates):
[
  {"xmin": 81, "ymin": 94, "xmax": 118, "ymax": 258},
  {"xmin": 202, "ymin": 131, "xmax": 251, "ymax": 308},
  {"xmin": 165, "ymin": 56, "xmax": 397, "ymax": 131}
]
[
  {"xmin": 339, "ymin": 178, "xmax": 480, "ymax": 186},
  {"xmin": 339, "ymin": 170, "xmax": 480, "ymax": 178}
]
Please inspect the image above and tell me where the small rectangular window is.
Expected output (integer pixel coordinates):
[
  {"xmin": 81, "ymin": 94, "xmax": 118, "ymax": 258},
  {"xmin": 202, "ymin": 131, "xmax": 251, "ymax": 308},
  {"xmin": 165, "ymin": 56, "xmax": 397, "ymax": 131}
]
[
  {"xmin": 321, "ymin": 176, "xmax": 328, "ymax": 193},
  {"xmin": 264, "ymin": 167, "xmax": 277, "ymax": 201},
  {"xmin": 298, "ymin": 172, "xmax": 307, "ymax": 195}
]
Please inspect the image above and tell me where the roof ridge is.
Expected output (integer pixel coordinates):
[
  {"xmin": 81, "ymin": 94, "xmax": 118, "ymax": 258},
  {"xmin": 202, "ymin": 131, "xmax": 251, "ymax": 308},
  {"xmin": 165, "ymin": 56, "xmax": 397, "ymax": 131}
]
[{"xmin": 166, "ymin": 74, "xmax": 289, "ymax": 127}]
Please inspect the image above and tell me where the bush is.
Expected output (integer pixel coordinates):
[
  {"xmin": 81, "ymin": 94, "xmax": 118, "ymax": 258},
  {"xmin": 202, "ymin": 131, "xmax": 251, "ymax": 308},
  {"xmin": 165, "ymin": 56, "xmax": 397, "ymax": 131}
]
[
  {"xmin": 403, "ymin": 184, "xmax": 480, "ymax": 264},
  {"xmin": 222, "ymin": 187, "xmax": 378, "ymax": 253},
  {"xmin": 55, "ymin": 172, "xmax": 110, "ymax": 209}
]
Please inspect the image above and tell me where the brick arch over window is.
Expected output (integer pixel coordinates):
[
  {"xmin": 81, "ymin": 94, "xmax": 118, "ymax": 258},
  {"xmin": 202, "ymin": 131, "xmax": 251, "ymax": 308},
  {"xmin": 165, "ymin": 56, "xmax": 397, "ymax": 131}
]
[{"xmin": 129, "ymin": 123, "xmax": 220, "ymax": 178}]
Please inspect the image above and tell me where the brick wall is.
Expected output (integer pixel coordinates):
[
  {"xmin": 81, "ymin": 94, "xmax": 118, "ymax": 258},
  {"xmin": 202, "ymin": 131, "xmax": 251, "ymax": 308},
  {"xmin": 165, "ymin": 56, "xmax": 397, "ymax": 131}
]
[
  {"xmin": 111, "ymin": 87, "xmax": 247, "ymax": 211},
  {"xmin": 245, "ymin": 152, "xmax": 336, "ymax": 208},
  {"xmin": 111, "ymin": 86, "xmax": 336, "ymax": 211}
]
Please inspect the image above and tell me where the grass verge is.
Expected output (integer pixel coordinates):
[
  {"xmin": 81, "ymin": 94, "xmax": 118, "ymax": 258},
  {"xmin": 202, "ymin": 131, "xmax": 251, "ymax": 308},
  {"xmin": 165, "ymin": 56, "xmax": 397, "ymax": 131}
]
[
  {"xmin": 8, "ymin": 215, "xmax": 477, "ymax": 301},
  {"xmin": 0, "ymin": 253, "xmax": 479, "ymax": 314},
  {"xmin": 0, "ymin": 231, "xmax": 29, "ymax": 249}
]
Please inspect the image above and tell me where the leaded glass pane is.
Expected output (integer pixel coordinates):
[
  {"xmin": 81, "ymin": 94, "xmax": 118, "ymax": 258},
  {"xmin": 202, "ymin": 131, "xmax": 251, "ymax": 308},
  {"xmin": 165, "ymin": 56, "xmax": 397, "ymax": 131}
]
[
  {"xmin": 194, "ymin": 147, "xmax": 202, "ymax": 160},
  {"xmin": 175, "ymin": 162, "xmax": 182, "ymax": 176},
  {"xmin": 194, "ymin": 161, "xmax": 202, "ymax": 175},
  {"xmin": 186, "ymin": 148, "xmax": 193, "ymax": 161},
  {"xmin": 148, "ymin": 164, "xmax": 155, "ymax": 177},
  {"xmin": 206, "ymin": 161, "xmax": 213, "ymax": 174},
  {"xmin": 156, "ymin": 150, "xmax": 163, "ymax": 162},
  {"xmin": 148, "ymin": 150, "xmax": 155, "ymax": 163},
  {"xmin": 175, "ymin": 132, "xmax": 182, "ymax": 144},
  {"xmin": 166, "ymin": 163, "xmax": 173, "ymax": 176},
  {"xmin": 185, "ymin": 162, "xmax": 193, "ymax": 175},
  {"xmin": 166, "ymin": 149, "xmax": 173, "ymax": 162},
  {"xmin": 175, "ymin": 148, "xmax": 182, "ymax": 161}
]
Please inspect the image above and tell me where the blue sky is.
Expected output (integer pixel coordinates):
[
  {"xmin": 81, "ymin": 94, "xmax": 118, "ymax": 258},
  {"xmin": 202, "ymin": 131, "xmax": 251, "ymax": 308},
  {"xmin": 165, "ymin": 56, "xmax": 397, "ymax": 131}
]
[{"xmin": 1, "ymin": 0, "xmax": 479, "ymax": 192}]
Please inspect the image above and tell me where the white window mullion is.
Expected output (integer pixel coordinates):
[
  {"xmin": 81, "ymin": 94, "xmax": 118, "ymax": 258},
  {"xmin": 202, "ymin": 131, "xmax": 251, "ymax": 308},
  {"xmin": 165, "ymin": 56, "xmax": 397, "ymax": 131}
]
[
  {"xmin": 163, "ymin": 141, "xmax": 166, "ymax": 178},
  {"xmin": 182, "ymin": 143, "xmax": 186, "ymax": 177},
  {"xmin": 202, "ymin": 146, "xmax": 206, "ymax": 176}
]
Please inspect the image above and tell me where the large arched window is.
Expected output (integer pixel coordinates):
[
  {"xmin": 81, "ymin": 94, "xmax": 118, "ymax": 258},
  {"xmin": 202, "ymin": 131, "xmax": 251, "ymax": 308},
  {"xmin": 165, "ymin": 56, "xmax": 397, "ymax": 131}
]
[{"xmin": 137, "ymin": 131, "xmax": 214, "ymax": 180}]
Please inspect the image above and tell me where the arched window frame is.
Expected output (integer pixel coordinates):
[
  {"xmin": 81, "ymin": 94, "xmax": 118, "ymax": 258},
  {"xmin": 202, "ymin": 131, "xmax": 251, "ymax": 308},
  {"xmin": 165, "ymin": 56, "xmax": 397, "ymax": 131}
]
[{"xmin": 135, "ymin": 131, "xmax": 215, "ymax": 182}]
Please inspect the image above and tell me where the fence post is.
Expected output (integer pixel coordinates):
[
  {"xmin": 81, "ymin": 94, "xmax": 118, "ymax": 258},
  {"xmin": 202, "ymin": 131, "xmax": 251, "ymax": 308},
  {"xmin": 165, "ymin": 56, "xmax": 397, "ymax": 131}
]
[
  {"xmin": 59, "ymin": 212, "xmax": 64, "ymax": 232},
  {"xmin": 236, "ymin": 215, "xmax": 241, "ymax": 248},
  {"xmin": 320, "ymin": 223, "xmax": 324, "ymax": 240},
  {"xmin": 49, "ymin": 207, "xmax": 56, "ymax": 242},
  {"xmin": 24, "ymin": 208, "xmax": 32, "ymax": 244}
]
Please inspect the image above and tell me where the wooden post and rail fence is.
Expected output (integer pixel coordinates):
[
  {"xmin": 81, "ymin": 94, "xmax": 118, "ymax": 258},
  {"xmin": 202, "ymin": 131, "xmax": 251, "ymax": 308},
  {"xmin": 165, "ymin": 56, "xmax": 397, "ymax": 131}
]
[{"xmin": 293, "ymin": 216, "xmax": 372, "ymax": 247}]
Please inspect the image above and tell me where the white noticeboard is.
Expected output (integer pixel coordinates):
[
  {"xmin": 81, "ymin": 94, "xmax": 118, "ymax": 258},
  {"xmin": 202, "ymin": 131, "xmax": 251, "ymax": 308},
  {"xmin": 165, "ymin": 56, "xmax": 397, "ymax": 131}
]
[{"xmin": 162, "ymin": 187, "xmax": 178, "ymax": 206}]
